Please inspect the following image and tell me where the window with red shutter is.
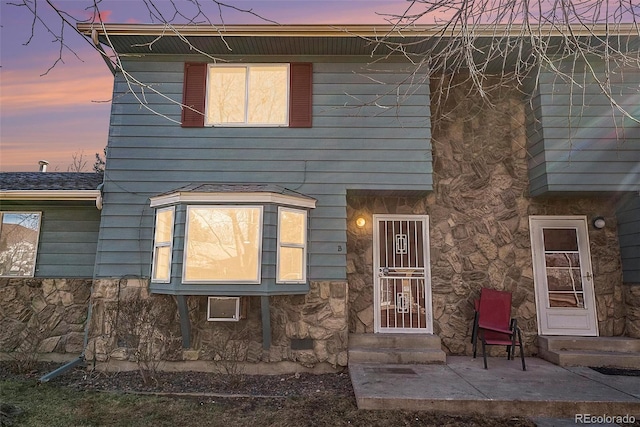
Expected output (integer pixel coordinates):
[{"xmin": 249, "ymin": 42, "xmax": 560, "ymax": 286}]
[{"xmin": 181, "ymin": 62, "xmax": 312, "ymax": 128}]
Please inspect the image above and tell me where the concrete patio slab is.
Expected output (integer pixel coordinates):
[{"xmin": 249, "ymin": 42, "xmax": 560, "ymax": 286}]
[{"xmin": 349, "ymin": 356, "xmax": 640, "ymax": 418}]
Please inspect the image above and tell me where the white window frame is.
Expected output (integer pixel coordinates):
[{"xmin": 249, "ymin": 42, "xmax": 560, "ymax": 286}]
[
  {"xmin": 0, "ymin": 211, "xmax": 42, "ymax": 278},
  {"xmin": 151, "ymin": 206, "xmax": 175, "ymax": 283},
  {"xmin": 276, "ymin": 206, "xmax": 308, "ymax": 284},
  {"xmin": 183, "ymin": 205, "xmax": 264, "ymax": 284},
  {"xmin": 205, "ymin": 63, "xmax": 290, "ymax": 127}
]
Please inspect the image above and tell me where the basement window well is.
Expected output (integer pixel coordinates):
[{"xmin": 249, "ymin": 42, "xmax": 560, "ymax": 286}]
[{"xmin": 148, "ymin": 184, "xmax": 315, "ymax": 296}]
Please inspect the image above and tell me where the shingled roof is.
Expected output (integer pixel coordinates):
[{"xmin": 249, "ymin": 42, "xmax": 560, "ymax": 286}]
[{"xmin": 0, "ymin": 173, "xmax": 103, "ymax": 191}]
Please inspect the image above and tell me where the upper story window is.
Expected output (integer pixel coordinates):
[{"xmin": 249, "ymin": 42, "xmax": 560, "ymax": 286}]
[
  {"xmin": 182, "ymin": 62, "xmax": 312, "ymax": 128},
  {"xmin": 0, "ymin": 212, "xmax": 42, "ymax": 277},
  {"xmin": 206, "ymin": 65, "xmax": 288, "ymax": 126}
]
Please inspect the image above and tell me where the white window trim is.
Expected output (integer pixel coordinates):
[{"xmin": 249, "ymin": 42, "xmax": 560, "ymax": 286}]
[
  {"xmin": 276, "ymin": 206, "xmax": 307, "ymax": 284},
  {"xmin": 0, "ymin": 211, "xmax": 42, "ymax": 278},
  {"xmin": 151, "ymin": 206, "xmax": 175, "ymax": 283},
  {"xmin": 182, "ymin": 205, "xmax": 264, "ymax": 284},
  {"xmin": 204, "ymin": 63, "xmax": 290, "ymax": 127},
  {"xmin": 150, "ymin": 191, "xmax": 316, "ymax": 209}
]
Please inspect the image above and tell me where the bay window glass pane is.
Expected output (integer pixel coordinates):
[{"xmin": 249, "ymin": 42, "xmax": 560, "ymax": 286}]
[
  {"xmin": 247, "ymin": 66, "xmax": 288, "ymax": 124},
  {"xmin": 185, "ymin": 207, "xmax": 262, "ymax": 282},
  {"xmin": 280, "ymin": 209, "xmax": 305, "ymax": 245},
  {"xmin": 279, "ymin": 247, "xmax": 304, "ymax": 281},
  {"xmin": 207, "ymin": 67, "xmax": 246, "ymax": 124},
  {"xmin": 155, "ymin": 209, "xmax": 173, "ymax": 243},
  {"xmin": 153, "ymin": 246, "xmax": 171, "ymax": 282},
  {"xmin": 0, "ymin": 212, "xmax": 41, "ymax": 277}
]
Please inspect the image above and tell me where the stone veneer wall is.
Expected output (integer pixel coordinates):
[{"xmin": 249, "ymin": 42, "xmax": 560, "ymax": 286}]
[
  {"xmin": 346, "ymin": 78, "xmax": 627, "ymax": 355},
  {"xmin": 86, "ymin": 278, "xmax": 348, "ymax": 369},
  {"xmin": 0, "ymin": 278, "xmax": 91, "ymax": 356},
  {"xmin": 625, "ymin": 285, "xmax": 640, "ymax": 338}
]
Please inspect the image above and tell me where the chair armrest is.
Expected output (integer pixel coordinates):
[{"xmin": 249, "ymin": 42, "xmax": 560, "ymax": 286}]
[{"xmin": 477, "ymin": 323, "xmax": 513, "ymax": 335}]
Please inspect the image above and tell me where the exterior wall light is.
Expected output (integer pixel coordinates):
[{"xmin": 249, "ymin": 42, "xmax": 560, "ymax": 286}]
[
  {"xmin": 356, "ymin": 217, "xmax": 366, "ymax": 228},
  {"xmin": 592, "ymin": 216, "xmax": 606, "ymax": 229}
]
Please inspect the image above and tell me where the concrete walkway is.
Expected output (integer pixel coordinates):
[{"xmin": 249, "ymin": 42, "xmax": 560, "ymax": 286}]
[{"xmin": 349, "ymin": 356, "xmax": 640, "ymax": 419}]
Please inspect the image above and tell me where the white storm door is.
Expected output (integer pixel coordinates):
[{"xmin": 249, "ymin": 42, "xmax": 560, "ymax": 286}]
[
  {"xmin": 529, "ymin": 216, "xmax": 599, "ymax": 336},
  {"xmin": 373, "ymin": 215, "xmax": 433, "ymax": 333}
]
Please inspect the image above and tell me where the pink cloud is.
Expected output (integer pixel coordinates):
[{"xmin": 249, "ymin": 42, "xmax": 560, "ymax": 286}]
[{"xmin": 1, "ymin": 53, "xmax": 113, "ymax": 115}]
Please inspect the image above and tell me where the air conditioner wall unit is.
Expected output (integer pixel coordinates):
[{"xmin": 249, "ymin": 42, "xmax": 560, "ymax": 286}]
[{"xmin": 207, "ymin": 296, "xmax": 249, "ymax": 321}]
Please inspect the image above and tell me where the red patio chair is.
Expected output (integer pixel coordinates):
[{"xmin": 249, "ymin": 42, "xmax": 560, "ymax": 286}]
[{"xmin": 472, "ymin": 288, "xmax": 526, "ymax": 370}]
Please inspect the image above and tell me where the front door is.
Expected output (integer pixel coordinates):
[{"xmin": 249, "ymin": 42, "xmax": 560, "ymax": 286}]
[
  {"xmin": 529, "ymin": 216, "xmax": 599, "ymax": 336},
  {"xmin": 373, "ymin": 215, "xmax": 433, "ymax": 333}
]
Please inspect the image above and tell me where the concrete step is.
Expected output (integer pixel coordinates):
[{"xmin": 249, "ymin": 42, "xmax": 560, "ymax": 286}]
[
  {"xmin": 349, "ymin": 347, "xmax": 447, "ymax": 364},
  {"xmin": 348, "ymin": 333, "xmax": 447, "ymax": 365},
  {"xmin": 349, "ymin": 333, "xmax": 442, "ymax": 350},
  {"xmin": 539, "ymin": 347, "xmax": 640, "ymax": 369},
  {"xmin": 538, "ymin": 336, "xmax": 640, "ymax": 353}
]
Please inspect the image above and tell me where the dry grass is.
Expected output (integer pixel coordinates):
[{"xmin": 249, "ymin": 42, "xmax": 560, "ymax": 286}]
[{"xmin": 0, "ymin": 378, "xmax": 536, "ymax": 427}]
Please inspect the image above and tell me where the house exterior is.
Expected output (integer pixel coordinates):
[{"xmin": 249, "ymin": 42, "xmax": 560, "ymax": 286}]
[{"xmin": 1, "ymin": 24, "xmax": 639, "ymax": 370}]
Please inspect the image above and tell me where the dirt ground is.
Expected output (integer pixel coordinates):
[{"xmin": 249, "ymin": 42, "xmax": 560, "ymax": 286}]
[{"xmin": 1, "ymin": 362, "xmax": 539, "ymax": 426}]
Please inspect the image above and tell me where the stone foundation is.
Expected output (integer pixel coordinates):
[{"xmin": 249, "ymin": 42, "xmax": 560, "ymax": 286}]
[
  {"xmin": 0, "ymin": 278, "xmax": 91, "ymax": 355},
  {"xmin": 346, "ymin": 78, "xmax": 627, "ymax": 356},
  {"xmin": 86, "ymin": 279, "xmax": 348, "ymax": 369}
]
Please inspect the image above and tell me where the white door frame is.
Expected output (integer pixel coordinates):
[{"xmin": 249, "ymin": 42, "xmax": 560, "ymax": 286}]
[
  {"xmin": 373, "ymin": 214, "xmax": 433, "ymax": 334},
  {"xmin": 529, "ymin": 216, "xmax": 599, "ymax": 336}
]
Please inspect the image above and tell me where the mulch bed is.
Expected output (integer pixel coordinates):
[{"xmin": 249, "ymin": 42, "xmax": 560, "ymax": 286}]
[{"xmin": 0, "ymin": 361, "xmax": 354, "ymax": 398}]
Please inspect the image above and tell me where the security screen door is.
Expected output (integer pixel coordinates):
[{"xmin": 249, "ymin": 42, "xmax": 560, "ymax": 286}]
[
  {"xmin": 373, "ymin": 215, "xmax": 433, "ymax": 333},
  {"xmin": 529, "ymin": 216, "xmax": 599, "ymax": 336}
]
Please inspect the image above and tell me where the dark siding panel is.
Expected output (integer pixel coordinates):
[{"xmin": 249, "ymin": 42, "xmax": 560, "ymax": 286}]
[{"xmin": 617, "ymin": 194, "xmax": 640, "ymax": 283}]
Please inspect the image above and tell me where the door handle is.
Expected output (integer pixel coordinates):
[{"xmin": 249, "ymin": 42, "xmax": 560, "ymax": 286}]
[{"xmin": 584, "ymin": 272, "xmax": 593, "ymax": 280}]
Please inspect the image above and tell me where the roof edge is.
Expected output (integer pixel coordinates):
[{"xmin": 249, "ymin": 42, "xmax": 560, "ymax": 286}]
[{"xmin": 77, "ymin": 23, "xmax": 640, "ymax": 38}]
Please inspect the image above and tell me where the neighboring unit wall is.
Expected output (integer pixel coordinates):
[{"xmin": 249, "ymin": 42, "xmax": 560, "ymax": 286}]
[
  {"xmin": 0, "ymin": 278, "xmax": 91, "ymax": 356},
  {"xmin": 347, "ymin": 77, "xmax": 627, "ymax": 355},
  {"xmin": 96, "ymin": 57, "xmax": 432, "ymax": 284},
  {"xmin": 618, "ymin": 193, "xmax": 640, "ymax": 337},
  {"xmin": 1, "ymin": 201, "xmax": 101, "ymax": 278},
  {"xmin": 527, "ymin": 59, "xmax": 640, "ymax": 196}
]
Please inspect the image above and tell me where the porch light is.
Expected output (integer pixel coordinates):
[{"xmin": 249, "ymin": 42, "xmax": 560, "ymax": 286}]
[
  {"xmin": 356, "ymin": 217, "xmax": 366, "ymax": 228},
  {"xmin": 592, "ymin": 216, "xmax": 605, "ymax": 229}
]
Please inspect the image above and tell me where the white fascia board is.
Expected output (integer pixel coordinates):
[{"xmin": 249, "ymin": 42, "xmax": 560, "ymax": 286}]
[
  {"xmin": 150, "ymin": 191, "xmax": 317, "ymax": 209},
  {"xmin": 0, "ymin": 190, "xmax": 101, "ymax": 201}
]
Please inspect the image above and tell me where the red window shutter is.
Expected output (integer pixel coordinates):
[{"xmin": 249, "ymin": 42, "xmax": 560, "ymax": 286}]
[
  {"xmin": 289, "ymin": 63, "xmax": 312, "ymax": 128},
  {"xmin": 181, "ymin": 62, "xmax": 207, "ymax": 128}
]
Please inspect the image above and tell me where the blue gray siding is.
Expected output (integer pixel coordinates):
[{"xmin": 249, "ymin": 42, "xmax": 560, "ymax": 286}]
[
  {"xmin": 617, "ymin": 193, "xmax": 640, "ymax": 283},
  {"xmin": 2, "ymin": 201, "xmax": 100, "ymax": 277},
  {"xmin": 96, "ymin": 56, "xmax": 433, "ymax": 293},
  {"xmin": 527, "ymin": 59, "xmax": 640, "ymax": 196}
]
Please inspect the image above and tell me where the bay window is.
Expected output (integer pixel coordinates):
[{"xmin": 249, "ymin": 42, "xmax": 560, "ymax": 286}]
[{"xmin": 277, "ymin": 207, "xmax": 307, "ymax": 283}]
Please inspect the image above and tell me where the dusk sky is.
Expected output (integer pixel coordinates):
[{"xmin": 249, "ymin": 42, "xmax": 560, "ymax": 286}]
[{"xmin": 1, "ymin": 0, "xmax": 416, "ymax": 172}]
